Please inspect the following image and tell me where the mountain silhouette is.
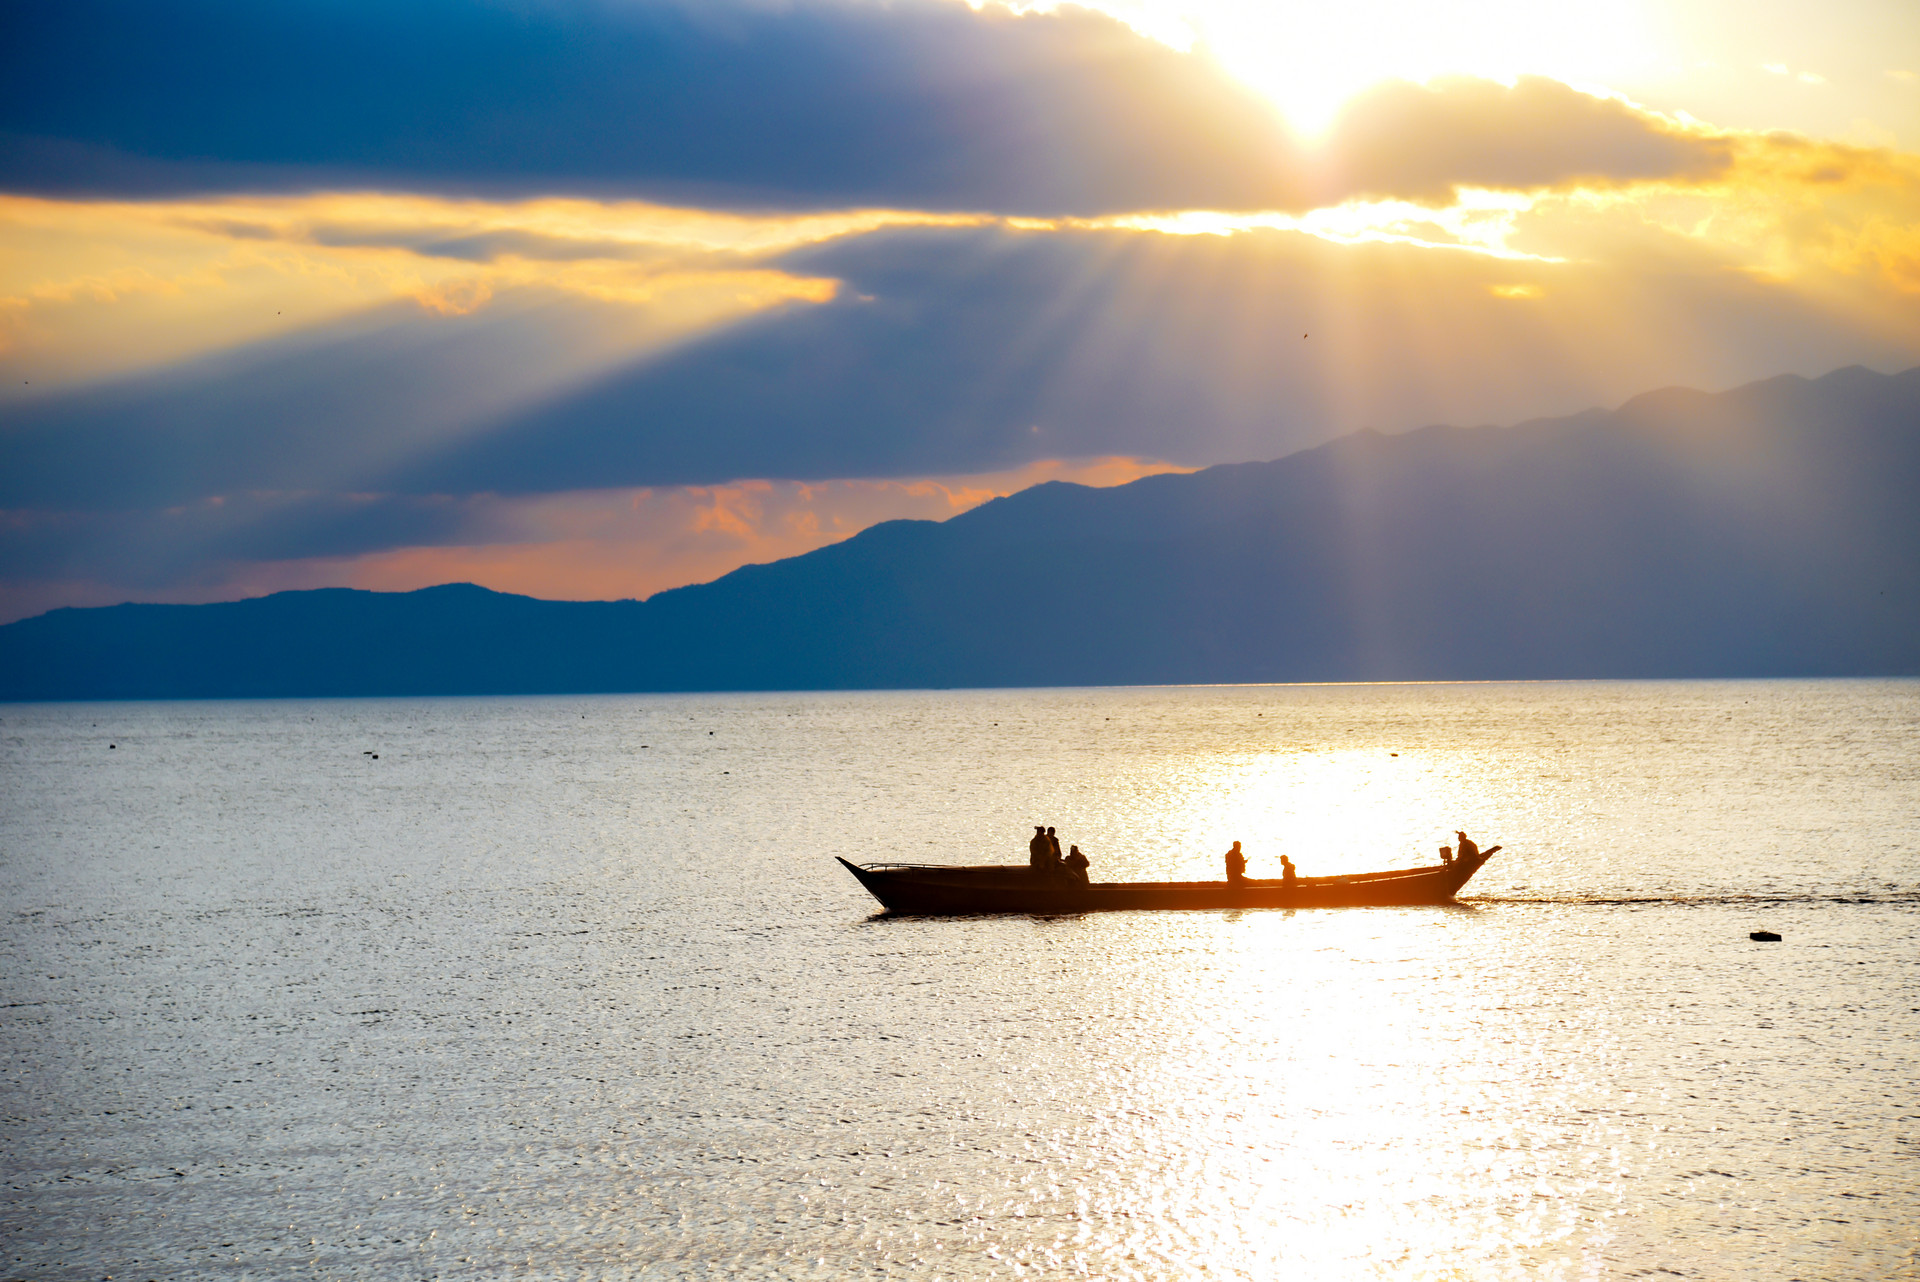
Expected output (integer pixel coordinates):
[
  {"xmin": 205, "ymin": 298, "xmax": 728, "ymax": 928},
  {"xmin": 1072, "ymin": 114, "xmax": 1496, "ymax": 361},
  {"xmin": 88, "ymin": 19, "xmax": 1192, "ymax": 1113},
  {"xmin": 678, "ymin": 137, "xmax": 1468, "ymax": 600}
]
[{"xmin": 3, "ymin": 364, "xmax": 1916, "ymax": 699}]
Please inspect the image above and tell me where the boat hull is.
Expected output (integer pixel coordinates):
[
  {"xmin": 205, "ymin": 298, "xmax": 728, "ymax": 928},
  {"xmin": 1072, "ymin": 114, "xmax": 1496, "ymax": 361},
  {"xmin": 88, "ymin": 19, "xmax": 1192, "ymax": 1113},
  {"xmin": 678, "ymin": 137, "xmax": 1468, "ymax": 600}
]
[{"xmin": 838, "ymin": 850, "xmax": 1494, "ymax": 915}]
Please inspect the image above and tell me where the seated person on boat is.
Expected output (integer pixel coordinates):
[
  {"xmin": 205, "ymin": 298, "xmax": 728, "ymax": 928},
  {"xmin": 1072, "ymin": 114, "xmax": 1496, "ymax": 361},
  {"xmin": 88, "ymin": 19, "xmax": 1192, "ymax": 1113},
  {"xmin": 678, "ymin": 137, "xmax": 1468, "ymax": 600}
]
[{"xmin": 1064, "ymin": 844, "xmax": 1090, "ymax": 884}]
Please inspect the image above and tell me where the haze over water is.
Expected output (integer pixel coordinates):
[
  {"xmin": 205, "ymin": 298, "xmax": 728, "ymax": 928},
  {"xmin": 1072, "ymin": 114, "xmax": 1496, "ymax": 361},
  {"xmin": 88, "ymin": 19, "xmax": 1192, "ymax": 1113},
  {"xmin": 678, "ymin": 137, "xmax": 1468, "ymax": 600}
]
[{"xmin": 3, "ymin": 679, "xmax": 1916, "ymax": 1279}]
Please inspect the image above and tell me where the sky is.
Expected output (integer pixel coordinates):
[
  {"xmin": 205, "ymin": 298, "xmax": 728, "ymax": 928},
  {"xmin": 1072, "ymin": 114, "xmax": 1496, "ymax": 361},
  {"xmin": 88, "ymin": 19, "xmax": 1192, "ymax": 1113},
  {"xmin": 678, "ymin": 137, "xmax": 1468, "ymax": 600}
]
[{"xmin": 1, "ymin": 0, "xmax": 1916, "ymax": 623}]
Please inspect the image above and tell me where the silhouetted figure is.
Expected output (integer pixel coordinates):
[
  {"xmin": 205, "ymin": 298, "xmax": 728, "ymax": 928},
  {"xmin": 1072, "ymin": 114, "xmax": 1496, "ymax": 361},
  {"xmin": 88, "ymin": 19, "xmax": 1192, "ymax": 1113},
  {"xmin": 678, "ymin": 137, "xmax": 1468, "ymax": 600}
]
[
  {"xmin": 1064, "ymin": 844, "xmax": 1090, "ymax": 884},
  {"xmin": 1029, "ymin": 826, "xmax": 1050, "ymax": 869},
  {"xmin": 1439, "ymin": 845, "xmax": 1454, "ymax": 866},
  {"xmin": 1224, "ymin": 840, "xmax": 1247, "ymax": 884},
  {"xmin": 1046, "ymin": 826, "xmax": 1062, "ymax": 868},
  {"xmin": 1455, "ymin": 831, "xmax": 1480, "ymax": 863},
  {"xmin": 1279, "ymin": 854, "xmax": 1297, "ymax": 885}
]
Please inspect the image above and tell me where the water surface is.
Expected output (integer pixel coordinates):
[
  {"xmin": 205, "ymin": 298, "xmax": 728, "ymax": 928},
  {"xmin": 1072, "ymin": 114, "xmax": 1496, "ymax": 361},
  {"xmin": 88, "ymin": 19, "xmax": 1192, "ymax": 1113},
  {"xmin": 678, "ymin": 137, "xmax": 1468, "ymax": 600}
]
[{"xmin": 3, "ymin": 680, "xmax": 1916, "ymax": 1278}]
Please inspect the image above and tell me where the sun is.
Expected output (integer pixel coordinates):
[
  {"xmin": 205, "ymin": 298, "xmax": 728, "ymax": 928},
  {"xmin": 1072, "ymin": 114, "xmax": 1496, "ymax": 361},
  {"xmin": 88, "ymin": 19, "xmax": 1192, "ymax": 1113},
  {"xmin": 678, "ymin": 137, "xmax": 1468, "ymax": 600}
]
[{"xmin": 1057, "ymin": 0, "xmax": 1664, "ymax": 136}]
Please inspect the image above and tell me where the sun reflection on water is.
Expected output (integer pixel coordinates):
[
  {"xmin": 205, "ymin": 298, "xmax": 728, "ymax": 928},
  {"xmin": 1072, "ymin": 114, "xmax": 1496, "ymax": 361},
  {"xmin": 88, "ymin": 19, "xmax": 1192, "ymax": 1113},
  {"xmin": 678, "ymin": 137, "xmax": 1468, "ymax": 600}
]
[
  {"xmin": 1051, "ymin": 702, "xmax": 1517, "ymax": 885},
  {"xmin": 1031, "ymin": 904, "xmax": 1641, "ymax": 1277}
]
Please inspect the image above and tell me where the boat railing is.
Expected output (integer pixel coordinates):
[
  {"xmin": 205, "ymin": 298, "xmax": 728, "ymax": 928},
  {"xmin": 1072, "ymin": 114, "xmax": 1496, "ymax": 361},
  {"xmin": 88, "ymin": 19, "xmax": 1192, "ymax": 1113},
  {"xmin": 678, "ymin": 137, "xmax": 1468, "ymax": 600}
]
[{"xmin": 857, "ymin": 861, "xmax": 1009, "ymax": 871}]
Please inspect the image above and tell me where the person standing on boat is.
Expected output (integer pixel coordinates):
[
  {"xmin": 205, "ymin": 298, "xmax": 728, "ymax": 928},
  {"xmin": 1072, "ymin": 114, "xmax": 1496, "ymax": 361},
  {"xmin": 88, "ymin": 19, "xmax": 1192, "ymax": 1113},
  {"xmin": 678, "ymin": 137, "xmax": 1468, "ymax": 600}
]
[
  {"xmin": 1046, "ymin": 826, "xmax": 1063, "ymax": 868},
  {"xmin": 1455, "ymin": 831, "xmax": 1480, "ymax": 864},
  {"xmin": 1225, "ymin": 840, "xmax": 1247, "ymax": 884},
  {"xmin": 1280, "ymin": 854, "xmax": 1297, "ymax": 885},
  {"xmin": 1029, "ymin": 826, "xmax": 1051, "ymax": 869}
]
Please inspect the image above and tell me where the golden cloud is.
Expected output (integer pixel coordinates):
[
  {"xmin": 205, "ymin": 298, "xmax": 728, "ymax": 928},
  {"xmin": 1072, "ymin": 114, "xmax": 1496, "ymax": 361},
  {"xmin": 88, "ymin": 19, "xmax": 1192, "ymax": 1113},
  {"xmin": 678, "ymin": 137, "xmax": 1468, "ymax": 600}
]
[
  {"xmin": 1320, "ymin": 76, "xmax": 1736, "ymax": 207},
  {"xmin": 1070, "ymin": 119, "xmax": 1920, "ymax": 316},
  {"xmin": 0, "ymin": 193, "xmax": 894, "ymax": 390},
  {"xmin": 412, "ymin": 277, "xmax": 494, "ymax": 317},
  {"xmin": 1515, "ymin": 132, "xmax": 1920, "ymax": 316}
]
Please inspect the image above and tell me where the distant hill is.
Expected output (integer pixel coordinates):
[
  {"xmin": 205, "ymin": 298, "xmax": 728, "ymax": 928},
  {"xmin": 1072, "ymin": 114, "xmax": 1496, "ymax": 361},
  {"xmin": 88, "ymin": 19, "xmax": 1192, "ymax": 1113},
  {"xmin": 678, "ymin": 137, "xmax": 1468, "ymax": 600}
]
[{"xmin": 3, "ymin": 364, "xmax": 1917, "ymax": 700}]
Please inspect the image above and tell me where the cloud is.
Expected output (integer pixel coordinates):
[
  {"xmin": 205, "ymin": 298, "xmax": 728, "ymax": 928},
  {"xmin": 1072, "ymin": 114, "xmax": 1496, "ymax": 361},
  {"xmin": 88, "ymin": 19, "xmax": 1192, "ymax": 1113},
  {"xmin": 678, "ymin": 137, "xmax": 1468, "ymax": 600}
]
[
  {"xmin": 2, "ymin": 0, "xmax": 1755, "ymax": 218},
  {"xmin": 6, "ymin": 214, "xmax": 1914, "ymax": 520},
  {"xmin": 343, "ymin": 219, "xmax": 1920, "ymax": 496},
  {"xmin": 0, "ymin": 457, "xmax": 1190, "ymax": 623},
  {"xmin": 0, "ymin": 277, "xmax": 839, "ymax": 509},
  {"xmin": 1527, "ymin": 135, "xmax": 1920, "ymax": 302},
  {"xmin": 302, "ymin": 225, "xmax": 660, "ymax": 264},
  {"xmin": 0, "ymin": 492, "xmax": 473, "ymax": 584},
  {"xmin": 0, "ymin": 193, "xmax": 855, "ymax": 402},
  {"xmin": 1319, "ymin": 76, "xmax": 1734, "ymax": 206},
  {"xmin": 0, "ymin": 0, "xmax": 1304, "ymax": 217}
]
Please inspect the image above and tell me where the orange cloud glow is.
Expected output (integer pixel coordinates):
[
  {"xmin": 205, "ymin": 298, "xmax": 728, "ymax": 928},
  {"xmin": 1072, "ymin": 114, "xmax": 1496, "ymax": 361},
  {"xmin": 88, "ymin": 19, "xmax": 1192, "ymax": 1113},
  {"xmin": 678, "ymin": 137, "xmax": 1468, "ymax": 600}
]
[
  {"xmin": 321, "ymin": 457, "xmax": 1194, "ymax": 601},
  {"xmin": 1504, "ymin": 134, "xmax": 1920, "ymax": 341},
  {"xmin": 0, "ymin": 458, "xmax": 1191, "ymax": 621}
]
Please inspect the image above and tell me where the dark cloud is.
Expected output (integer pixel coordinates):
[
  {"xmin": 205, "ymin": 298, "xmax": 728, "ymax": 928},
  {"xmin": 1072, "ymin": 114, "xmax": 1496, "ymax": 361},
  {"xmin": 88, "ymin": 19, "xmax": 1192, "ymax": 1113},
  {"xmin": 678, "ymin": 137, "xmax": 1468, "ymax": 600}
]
[
  {"xmin": 1323, "ymin": 76, "xmax": 1733, "ymax": 204},
  {"xmin": 400, "ymin": 221, "xmax": 1894, "ymax": 494},
  {"xmin": 0, "ymin": 286, "xmax": 663, "ymax": 508},
  {"xmin": 0, "ymin": 226, "xmax": 1326, "ymax": 512},
  {"xmin": 0, "ymin": 0, "xmax": 1303, "ymax": 216},
  {"xmin": 1, "ymin": 1, "xmax": 1739, "ymax": 216},
  {"xmin": 0, "ymin": 493, "xmax": 480, "ymax": 587},
  {"xmin": 412, "ymin": 226, "xmax": 1271, "ymax": 492},
  {"xmin": 3, "ymin": 221, "xmax": 1907, "ymax": 541}
]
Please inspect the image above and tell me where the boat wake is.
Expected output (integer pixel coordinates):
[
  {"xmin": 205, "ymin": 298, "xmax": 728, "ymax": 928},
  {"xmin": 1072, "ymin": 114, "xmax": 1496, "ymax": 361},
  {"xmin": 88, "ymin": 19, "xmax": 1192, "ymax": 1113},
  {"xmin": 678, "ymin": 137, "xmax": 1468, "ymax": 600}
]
[{"xmin": 1466, "ymin": 891, "xmax": 1919, "ymax": 906}]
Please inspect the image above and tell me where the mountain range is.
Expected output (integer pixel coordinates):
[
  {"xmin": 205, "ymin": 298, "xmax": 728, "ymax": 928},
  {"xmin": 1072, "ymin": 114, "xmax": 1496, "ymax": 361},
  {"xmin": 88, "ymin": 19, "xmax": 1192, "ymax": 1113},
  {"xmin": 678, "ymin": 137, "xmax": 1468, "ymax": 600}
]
[{"xmin": 3, "ymin": 364, "xmax": 1916, "ymax": 700}]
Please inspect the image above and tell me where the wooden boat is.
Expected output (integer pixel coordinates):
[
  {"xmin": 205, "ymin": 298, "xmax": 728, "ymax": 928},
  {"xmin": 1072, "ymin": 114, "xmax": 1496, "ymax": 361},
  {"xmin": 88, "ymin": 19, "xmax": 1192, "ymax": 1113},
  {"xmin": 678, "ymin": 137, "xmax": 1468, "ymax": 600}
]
[{"xmin": 838, "ymin": 845, "xmax": 1499, "ymax": 914}]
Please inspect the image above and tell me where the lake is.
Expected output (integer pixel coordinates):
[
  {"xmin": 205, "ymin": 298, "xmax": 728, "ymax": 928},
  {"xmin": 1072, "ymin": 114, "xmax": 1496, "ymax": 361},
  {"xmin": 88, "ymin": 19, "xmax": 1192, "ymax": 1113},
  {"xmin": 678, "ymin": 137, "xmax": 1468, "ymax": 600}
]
[{"xmin": 2, "ymin": 680, "xmax": 1916, "ymax": 1279}]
